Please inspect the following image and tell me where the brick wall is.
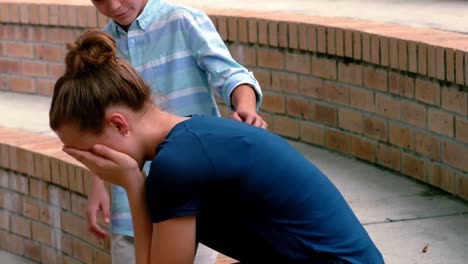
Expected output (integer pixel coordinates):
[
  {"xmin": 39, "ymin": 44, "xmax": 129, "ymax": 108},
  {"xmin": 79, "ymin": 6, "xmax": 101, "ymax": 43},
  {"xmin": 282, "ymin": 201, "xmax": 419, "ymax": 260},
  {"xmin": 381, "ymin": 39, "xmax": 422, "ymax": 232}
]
[
  {"xmin": 0, "ymin": 1, "xmax": 467, "ymax": 263},
  {"xmin": 0, "ymin": 127, "xmax": 112, "ymax": 263}
]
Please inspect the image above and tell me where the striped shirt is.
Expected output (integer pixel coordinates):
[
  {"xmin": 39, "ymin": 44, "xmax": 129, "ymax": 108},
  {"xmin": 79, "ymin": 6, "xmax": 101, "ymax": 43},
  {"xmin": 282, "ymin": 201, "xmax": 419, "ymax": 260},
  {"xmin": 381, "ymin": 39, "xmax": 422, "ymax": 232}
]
[{"xmin": 103, "ymin": 0, "xmax": 263, "ymax": 237}]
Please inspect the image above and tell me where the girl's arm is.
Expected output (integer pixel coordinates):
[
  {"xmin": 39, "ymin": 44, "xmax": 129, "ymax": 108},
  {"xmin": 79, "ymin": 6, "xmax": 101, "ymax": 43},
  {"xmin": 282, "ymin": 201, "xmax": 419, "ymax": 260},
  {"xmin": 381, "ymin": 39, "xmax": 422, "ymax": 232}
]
[{"xmin": 63, "ymin": 145, "xmax": 153, "ymax": 263}]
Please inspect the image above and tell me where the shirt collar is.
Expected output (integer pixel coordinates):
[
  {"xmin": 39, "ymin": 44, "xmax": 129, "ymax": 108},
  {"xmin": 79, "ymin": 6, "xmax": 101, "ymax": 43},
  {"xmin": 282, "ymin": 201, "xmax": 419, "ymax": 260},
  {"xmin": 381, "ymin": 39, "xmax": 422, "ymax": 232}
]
[{"xmin": 110, "ymin": 0, "xmax": 163, "ymax": 36}]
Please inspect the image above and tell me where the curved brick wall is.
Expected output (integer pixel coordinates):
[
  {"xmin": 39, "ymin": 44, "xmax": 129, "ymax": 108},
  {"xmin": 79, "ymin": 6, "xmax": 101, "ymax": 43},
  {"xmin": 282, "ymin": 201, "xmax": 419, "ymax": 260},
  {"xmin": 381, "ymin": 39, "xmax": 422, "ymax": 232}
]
[{"xmin": 0, "ymin": 1, "xmax": 467, "ymax": 263}]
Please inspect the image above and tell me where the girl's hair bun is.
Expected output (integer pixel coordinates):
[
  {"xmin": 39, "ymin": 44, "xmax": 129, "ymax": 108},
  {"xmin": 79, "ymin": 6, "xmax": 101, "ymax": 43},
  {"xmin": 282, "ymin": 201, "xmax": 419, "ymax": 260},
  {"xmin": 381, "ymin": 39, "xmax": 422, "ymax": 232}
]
[{"xmin": 64, "ymin": 28, "xmax": 117, "ymax": 78}]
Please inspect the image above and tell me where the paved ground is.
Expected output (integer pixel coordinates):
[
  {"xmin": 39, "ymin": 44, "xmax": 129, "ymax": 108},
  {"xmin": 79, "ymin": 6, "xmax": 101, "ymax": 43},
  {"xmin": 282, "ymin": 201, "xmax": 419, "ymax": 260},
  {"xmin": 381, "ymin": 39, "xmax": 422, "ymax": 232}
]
[{"xmin": 1, "ymin": 91, "xmax": 467, "ymax": 263}]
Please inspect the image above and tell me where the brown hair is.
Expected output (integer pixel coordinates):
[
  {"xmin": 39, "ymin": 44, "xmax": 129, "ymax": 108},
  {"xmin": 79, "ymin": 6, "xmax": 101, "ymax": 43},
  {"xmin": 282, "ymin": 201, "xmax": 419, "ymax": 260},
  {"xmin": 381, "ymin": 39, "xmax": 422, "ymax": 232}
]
[{"xmin": 49, "ymin": 28, "xmax": 151, "ymax": 134}]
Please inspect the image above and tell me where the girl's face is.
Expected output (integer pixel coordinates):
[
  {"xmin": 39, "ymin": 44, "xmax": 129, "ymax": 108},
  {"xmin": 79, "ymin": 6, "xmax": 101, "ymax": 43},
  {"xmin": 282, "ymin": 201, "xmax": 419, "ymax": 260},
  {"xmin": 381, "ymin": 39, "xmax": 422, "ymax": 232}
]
[
  {"xmin": 55, "ymin": 115, "xmax": 146, "ymax": 169},
  {"xmin": 91, "ymin": 0, "xmax": 149, "ymax": 29}
]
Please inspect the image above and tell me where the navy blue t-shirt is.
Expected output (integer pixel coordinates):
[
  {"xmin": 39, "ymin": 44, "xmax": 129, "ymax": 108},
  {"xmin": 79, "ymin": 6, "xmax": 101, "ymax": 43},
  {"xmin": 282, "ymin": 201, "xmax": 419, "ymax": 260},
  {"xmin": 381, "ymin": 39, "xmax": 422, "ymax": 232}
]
[{"xmin": 145, "ymin": 115, "xmax": 383, "ymax": 264}]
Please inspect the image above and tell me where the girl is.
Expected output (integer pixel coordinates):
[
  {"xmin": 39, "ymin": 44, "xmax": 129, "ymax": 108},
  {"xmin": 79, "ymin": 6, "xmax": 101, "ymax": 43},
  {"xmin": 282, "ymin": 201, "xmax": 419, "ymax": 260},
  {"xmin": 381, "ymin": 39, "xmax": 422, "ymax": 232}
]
[{"xmin": 50, "ymin": 29, "xmax": 384, "ymax": 264}]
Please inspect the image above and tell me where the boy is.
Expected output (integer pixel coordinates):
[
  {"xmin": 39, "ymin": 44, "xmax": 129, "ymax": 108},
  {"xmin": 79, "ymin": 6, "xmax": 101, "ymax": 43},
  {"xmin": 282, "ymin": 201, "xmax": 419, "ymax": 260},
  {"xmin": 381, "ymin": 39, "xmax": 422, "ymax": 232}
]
[{"xmin": 88, "ymin": 0, "xmax": 266, "ymax": 263}]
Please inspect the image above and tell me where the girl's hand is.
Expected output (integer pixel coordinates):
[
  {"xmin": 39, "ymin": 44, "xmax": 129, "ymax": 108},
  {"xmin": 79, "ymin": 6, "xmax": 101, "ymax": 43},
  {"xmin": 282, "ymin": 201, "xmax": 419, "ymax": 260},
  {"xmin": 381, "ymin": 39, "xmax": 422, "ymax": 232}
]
[{"xmin": 63, "ymin": 145, "xmax": 143, "ymax": 189}]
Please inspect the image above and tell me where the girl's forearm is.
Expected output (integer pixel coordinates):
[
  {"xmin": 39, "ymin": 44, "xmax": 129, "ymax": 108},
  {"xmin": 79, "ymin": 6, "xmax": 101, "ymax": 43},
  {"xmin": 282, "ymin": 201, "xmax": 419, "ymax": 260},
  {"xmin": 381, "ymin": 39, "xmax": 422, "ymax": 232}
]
[{"xmin": 125, "ymin": 173, "xmax": 153, "ymax": 264}]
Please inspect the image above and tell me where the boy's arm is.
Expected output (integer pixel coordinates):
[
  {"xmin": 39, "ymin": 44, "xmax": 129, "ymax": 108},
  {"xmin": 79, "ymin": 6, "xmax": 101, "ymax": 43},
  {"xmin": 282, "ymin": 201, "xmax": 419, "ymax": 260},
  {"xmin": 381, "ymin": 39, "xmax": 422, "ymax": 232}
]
[
  {"xmin": 150, "ymin": 216, "xmax": 197, "ymax": 264},
  {"xmin": 185, "ymin": 12, "xmax": 266, "ymax": 125}
]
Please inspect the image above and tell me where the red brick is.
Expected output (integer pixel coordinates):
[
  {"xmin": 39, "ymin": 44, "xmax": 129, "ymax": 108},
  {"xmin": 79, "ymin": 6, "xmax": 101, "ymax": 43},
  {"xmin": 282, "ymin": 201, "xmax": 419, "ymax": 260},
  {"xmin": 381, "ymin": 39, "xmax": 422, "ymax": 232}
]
[
  {"xmin": 93, "ymin": 249, "xmax": 111, "ymax": 264},
  {"xmin": 307, "ymin": 25, "xmax": 317, "ymax": 52},
  {"xmin": 446, "ymin": 49, "xmax": 455, "ymax": 83},
  {"xmin": 71, "ymin": 193, "xmax": 87, "ymax": 217},
  {"xmin": 375, "ymin": 93, "xmax": 400, "ymax": 120},
  {"xmin": 8, "ymin": 3, "xmax": 19, "ymax": 23},
  {"xmin": 41, "ymin": 246, "xmax": 64, "ymax": 264},
  {"xmin": 317, "ymin": 26, "xmax": 326, "ymax": 54},
  {"xmin": 408, "ymin": 42, "xmax": 417, "ymax": 73},
  {"xmin": 19, "ymin": 3, "xmax": 30, "ymax": 24},
  {"xmin": 9, "ymin": 173, "xmax": 28, "ymax": 194},
  {"xmin": 5, "ymin": 42, "xmax": 33, "ymax": 58},
  {"xmin": 314, "ymin": 104, "xmax": 338, "ymax": 126},
  {"xmin": 465, "ymin": 52, "xmax": 468, "ymax": 87},
  {"xmin": 363, "ymin": 66, "xmax": 387, "ymax": 91},
  {"xmin": 371, "ymin": 34, "xmax": 380, "ymax": 65},
  {"xmin": 376, "ymin": 143, "xmax": 401, "ymax": 171},
  {"xmin": 48, "ymin": 63, "xmax": 65, "ymax": 78},
  {"xmin": 335, "ymin": 28, "xmax": 344, "ymax": 57},
  {"xmin": 428, "ymin": 163, "xmax": 454, "ymax": 193},
  {"xmin": 34, "ymin": 44, "xmax": 63, "ymax": 61},
  {"xmin": 272, "ymin": 116, "xmax": 299, "ymax": 139},
  {"xmin": 389, "ymin": 38, "xmax": 398, "ymax": 69},
  {"xmin": 455, "ymin": 50, "xmax": 464, "ymax": 85},
  {"xmin": 338, "ymin": 62, "xmax": 362, "ymax": 86},
  {"xmin": 345, "ymin": 30, "xmax": 354, "ymax": 58},
  {"xmin": 398, "ymin": 40, "xmax": 408, "ymax": 71},
  {"xmin": 11, "ymin": 215, "xmax": 31, "ymax": 238},
  {"xmin": 324, "ymin": 82, "xmax": 349, "ymax": 106},
  {"xmin": 23, "ymin": 239, "xmax": 41, "ymax": 262},
  {"xmin": 300, "ymin": 122, "xmax": 325, "ymax": 146},
  {"xmin": 36, "ymin": 79, "xmax": 55, "ymax": 96},
  {"xmin": 30, "ymin": 178, "xmax": 48, "ymax": 201},
  {"xmin": 227, "ymin": 17, "xmax": 238, "ymax": 42},
  {"xmin": 0, "ymin": 3, "xmax": 8, "ymax": 22},
  {"xmin": 402, "ymin": 153, "xmax": 426, "ymax": 180},
  {"xmin": 39, "ymin": 4, "xmax": 49, "ymax": 25},
  {"xmin": 257, "ymin": 19, "xmax": 268, "ymax": 45},
  {"xmin": 427, "ymin": 45, "xmax": 437, "ymax": 78},
  {"xmin": 73, "ymin": 238, "xmax": 93, "ymax": 264},
  {"xmin": 456, "ymin": 117, "xmax": 468, "ymax": 144},
  {"xmin": 278, "ymin": 22, "xmax": 288, "ymax": 48},
  {"xmin": 415, "ymin": 78, "xmax": 440, "ymax": 106},
  {"xmin": 30, "ymin": 4, "xmax": 40, "ymax": 24},
  {"xmin": 298, "ymin": 24, "xmax": 307, "ymax": 51},
  {"xmin": 23, "ymin": 61, "xmax": 48, "ymax": 77},
  {"xmin": 441, "ymin": 86, "xmax": 467, "ymax": 115},
  {"xmin": 257, "ymin": 48, "xmax": 284, "ymax": 70},
  {"xmin": 68, "ymin": 164, "xmax": 84, "ymax": 194},
  {"xmin": 217, "ymin": 17, "xmax": 228, "ymax": 41},
  {"xmin": 428, "ymin": 108, "xmax": 453, "ymax": 137},
  {"xmin": 338, "ymin": 108, "xmax": 363, "ymax": 134},
  {"xmin": 0, "ymin": 210, "xmax": 9, "ymax": 230},
  {"xmin": 349, "ymin": 87, "xmax": 374, "ymax": 112},
  {"xmin": 442, "ymin": 141, "xmax": 468, "ymax": 172},
  {"xmin": 311, "ymin": 56, "xmax": 336, "ymax": 79},
  {"xmin": 237, "ymin": 17, "xmax": 249, "ymax": 43},
  {"xmin": 271, "ymin": 72, "xmax": 298, "ymax": 93},
  {"xmin": 32, "ymin": 221, "xmax": 52, "ymax": 246},
  {"xmin": 389, "ymin": 123, "xmax": 413, "ymax": 149},
  {"xmin": 456, "ymin": 173, "xmax": 468, "ymax": 200},
  {"xmin": 363, "ymin": 116, "xmax": 387, "ymax": 141},
  {"xmin": 86, "ymin": 5, "xmax": 98, "ymax": 28},
  {"xmin": 389, "ymin": 72, "xmax": 414, "ymax": 98},
  {"xmin": 380, "ymin": 37, "xmax": 389, "ymax": 67},
  {"xmin": 299, "ymin": 75, "xmax": 323, "ymax": 99},
  {"xmin": 23, "ymin": 197, "xmax": 39, "ymax": 220},
  {"xmin": 350, "ymin": 136, "xmax": 376, "ymax": 162},
  {"xmin": 400, "ymin": 100, "xmax": 426, "ymax": 128},
  {"xmin": 252, "ymin": 69, "xmax": 270, "ymax": 89},
  {"xmin": 268, "ymin": 21, "xmax": 278, "ymax": 47},
  {"xmin": 2, "ymin": 232, "xmax": 24, "ymax": 256},
  {"xmin": 286, "ymin": 52, "xmax": 310, "ymax": 74},
  {"xmin": 0, "ymin": 59, "xmax": 21, "ymax": 74},
  {"xmin": 40, "ymin": 204, "xmax": 60, "ymax": 228},
  {"xmin": 362, "ymin": 33, "xmax": 371, "ymax": 62},
  {"xmin": 325, "ymin": 129, "xmax": 350, "ymax": 153},
  {"xmin": 414, "ymin": 131, "xmax": 441, "ymax": 160},
  {"xmin": 286, "ymin": 97, "xmax": 314, "ymax": 120},
  {"xmin": 418, "ymin": 43, "xmax": 427, "ymax": 75},
  {"xmin": 262, "ymin": 93, "xmax": 285, "ymax": 114},
  {"xmin": 326, "ymin": 27, "xmax": 336, "ymax": 55},
  {"xmin": 436, "ymin": 47, "xmax": 446, "ymax": 80}
]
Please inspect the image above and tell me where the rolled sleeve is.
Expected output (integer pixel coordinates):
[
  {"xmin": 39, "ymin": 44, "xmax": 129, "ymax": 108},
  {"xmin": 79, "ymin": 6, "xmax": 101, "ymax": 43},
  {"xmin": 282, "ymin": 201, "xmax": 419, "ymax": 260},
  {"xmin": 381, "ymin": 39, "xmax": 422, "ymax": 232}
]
[{"xmin": 185, "ymin": 11, "xmax": 263, "ymax": 112}]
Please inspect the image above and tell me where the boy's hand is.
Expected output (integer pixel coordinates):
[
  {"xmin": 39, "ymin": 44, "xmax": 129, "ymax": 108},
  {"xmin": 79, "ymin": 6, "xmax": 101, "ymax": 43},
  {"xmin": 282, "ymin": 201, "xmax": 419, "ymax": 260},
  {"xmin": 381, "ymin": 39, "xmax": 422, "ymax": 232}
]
[
  {"xmin": 86, "ymin": 175, "xmax": 111, "ymax": 239},
  {"xmin": 230, "ymin": 111, "xmax": 268, "ymax": 129},
  {"xmin": 63, "ymin": 145, "xmax": 143, "ymax": 190}
]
